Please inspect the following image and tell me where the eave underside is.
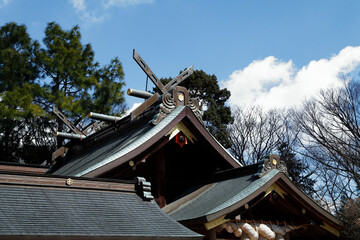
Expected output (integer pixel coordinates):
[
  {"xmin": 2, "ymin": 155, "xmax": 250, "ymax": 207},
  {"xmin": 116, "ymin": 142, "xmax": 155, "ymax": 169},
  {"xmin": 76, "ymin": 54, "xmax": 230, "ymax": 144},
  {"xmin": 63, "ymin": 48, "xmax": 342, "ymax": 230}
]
[{"xmin": 165, "ymin": 169, "xmax": 342, "ymax": 239}]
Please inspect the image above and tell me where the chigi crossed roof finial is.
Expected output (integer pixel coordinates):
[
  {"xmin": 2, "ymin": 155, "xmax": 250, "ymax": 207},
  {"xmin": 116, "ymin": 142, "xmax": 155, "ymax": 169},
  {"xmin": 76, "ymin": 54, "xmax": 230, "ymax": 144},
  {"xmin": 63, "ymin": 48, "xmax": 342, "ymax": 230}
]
[
  {"xmin": 51, "ymin": 50, "xmax": 204, "ymax": 159},
  {"xmin": 128, "ymin": 49, "xmax": 203, "ymax": 125}
]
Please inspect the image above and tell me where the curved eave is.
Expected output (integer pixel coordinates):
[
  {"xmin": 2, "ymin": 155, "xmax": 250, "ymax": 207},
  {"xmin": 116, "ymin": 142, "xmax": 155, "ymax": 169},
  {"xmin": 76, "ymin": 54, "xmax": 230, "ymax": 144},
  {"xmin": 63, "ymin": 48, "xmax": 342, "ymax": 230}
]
[
  {"xmin": 277, "ymin": 174, "xmax": 343, "ymax": 227},
  {"xmin": 199, "ymin": 171, "xmax": 342, "ymax": 230},
  {"xmin": 0, "ymin": 236, "xmax": 202, "ymax": 240},
  {"xmin": 80, "ymin": 107, "xmax": 240, "ymax": 178}
]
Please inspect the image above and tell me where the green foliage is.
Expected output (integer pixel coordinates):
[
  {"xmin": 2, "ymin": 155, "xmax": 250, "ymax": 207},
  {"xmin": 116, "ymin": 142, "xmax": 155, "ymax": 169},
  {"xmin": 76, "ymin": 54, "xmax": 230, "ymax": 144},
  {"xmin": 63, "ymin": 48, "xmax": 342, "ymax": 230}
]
[
  {"xmin": 161, "ymin": 70, "xmax": 233, "ymax": 148},
  {"xmin": 0, "ymin": 22, "xmax": 48, "ymax": 164},
  {"xmin": 0, "ymin": 22, "xmax": 38, "ymax": 92},
  {"xmin": 92, "ymin": 57, "xmax": 125, "ymax": 114},
  {"xmin": 35, "ymin": 22, "xmax": 126, "ymax": 119},
  {"xmin": 0, "ymin": 22, "xmax": 42, "ymax": 118},
  {"xmin": 0, "ymin": 22, "xmax": 126, "ymax": 164},
  {"xmin": 0, "ymin": 84, "xmax": 44, "ymax": 119}
]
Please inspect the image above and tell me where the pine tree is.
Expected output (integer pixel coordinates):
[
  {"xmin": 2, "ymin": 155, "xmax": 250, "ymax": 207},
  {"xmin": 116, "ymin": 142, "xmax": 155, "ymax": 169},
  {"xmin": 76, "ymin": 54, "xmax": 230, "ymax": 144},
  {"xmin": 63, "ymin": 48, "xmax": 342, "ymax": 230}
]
[
  {"xmin": 0, "ymin": 22, "xmax": 126, "ymax": 164},
  {"xmin": 0, "ymin": 22, "xmax": 47, "ymax": 163}
]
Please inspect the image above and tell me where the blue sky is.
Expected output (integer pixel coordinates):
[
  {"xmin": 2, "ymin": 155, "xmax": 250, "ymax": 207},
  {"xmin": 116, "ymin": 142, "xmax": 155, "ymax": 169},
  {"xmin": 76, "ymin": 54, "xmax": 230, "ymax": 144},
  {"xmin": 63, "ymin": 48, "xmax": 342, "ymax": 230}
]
[{"xmin": 1, "ymin": 0, "xmax": 360, "ymax": 110}]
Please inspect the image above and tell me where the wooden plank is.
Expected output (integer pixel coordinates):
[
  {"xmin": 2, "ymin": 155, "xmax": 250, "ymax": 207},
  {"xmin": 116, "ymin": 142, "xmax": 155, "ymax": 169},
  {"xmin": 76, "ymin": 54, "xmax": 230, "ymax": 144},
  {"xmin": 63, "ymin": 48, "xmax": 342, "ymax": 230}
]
[
  {"xmin": 133, "ymin": 49, "xmax": 165, "ymax": 93},
  {"xmin": 320, "ymin": 222, "xmax": 341, "ymax": 237},
  {"xmin": 52, "ymin": 146, "xmax": 69, "ymax": 161},
  {"xmin": 53, "ymin": 105, "xmax": 84, "ymax": 135},
  {"xmin": 163, "ymin": 65, "xmax": 194, "ymax": 92},
  {"xmin": 0, "ymin": 173, "xmax": 135, "ymax": 192},
  {"xmin": 130, "ymin": 92, "xmax": 160, "ymax": 120},
  {"xmin": 0, "ymin": 164, "xmax": 48, "ymax": 174}
]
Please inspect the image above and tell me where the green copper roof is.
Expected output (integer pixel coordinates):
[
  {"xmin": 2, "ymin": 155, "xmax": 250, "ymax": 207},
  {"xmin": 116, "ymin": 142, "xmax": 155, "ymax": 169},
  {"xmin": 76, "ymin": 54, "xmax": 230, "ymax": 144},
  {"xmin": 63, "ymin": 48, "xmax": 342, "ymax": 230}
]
[
  {"xmin": 53, "ymin": 106, "xmax": 186, "ymax": 177},
  {"xmin": 208, "ymin": 169, "xmax": 279, "ymax": 214},
  {"xmin": 165, "ymin": 169, "xmax": 279, "ymax": 221}
]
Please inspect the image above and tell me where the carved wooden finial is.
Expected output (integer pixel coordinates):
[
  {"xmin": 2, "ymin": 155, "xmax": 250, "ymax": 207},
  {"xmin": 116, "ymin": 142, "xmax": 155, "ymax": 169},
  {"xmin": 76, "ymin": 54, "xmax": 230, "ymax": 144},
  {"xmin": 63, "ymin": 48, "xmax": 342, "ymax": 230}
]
[{"xmin": 255, "ymin": 154, "xmax": 289, "ymax": 178}]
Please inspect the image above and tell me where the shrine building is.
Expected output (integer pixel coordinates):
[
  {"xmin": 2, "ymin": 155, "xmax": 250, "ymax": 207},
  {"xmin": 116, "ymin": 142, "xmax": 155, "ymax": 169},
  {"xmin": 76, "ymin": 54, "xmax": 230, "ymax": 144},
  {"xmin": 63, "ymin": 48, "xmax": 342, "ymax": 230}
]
[{"xmin": 0, "ymin": 50, "xmax": 342, "ymax": 240}]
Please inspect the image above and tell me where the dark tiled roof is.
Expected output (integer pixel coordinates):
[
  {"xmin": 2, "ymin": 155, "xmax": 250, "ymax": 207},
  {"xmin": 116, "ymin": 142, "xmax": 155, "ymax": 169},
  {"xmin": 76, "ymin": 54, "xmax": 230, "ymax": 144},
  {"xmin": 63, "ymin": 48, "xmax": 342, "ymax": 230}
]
[
  {"xmin": 164, "ymin": 167, "xmax": 279, "ymax": 222},
  {"xmin": 0, "ymin": 176, "xmax": 202, "ymax": 239}
]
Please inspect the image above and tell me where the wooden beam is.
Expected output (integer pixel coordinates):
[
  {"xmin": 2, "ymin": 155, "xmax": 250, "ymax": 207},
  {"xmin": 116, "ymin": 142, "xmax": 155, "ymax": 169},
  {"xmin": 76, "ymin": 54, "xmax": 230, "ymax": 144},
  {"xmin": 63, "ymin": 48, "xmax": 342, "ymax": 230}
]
[
  {"xmin": 204, "ymin": 215, "xmax": 230, "ymax": 230},
  {"xmin": 52, "ymin": 147, "xmax": 69, "ymax": 161},
  {"xmin": 163, "ymin": 66, "xmax": 194, "ymax": 92},
  {"xmin": 166, "ymin": 121, "xmax": 197, "ymax": 144},
  {"xmin": 264, "ymin": 183, "xmax": 287, "ymax": 199},
  {"xmin": 133, "ymin": 49, "xmax": 165, "ymax": 93},
  {"xmin": 53, "ymin": 105, "xmax": 84, "ymax": 135},
  {"xmin": 320, "ymin": 222, "xmax": 341, "ymax": 237},
  {"xmin": 156, "ymin": 149, "xmax": 166, "ymax": 208},
  {"xmin": 208, "ymin": 228, "xmax": 217, "ymax": 240},
  {"xmin": 130, "ymin": 92, "xmax": 160, "ymax": 120}
]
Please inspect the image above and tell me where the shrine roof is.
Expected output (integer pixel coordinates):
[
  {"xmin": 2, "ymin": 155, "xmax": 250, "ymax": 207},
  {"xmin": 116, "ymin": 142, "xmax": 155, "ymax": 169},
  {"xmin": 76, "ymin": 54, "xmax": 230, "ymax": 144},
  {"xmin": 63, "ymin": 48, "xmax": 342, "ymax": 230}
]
[
  {"xmin": 0, "ymin": 172, "xmax": 202, "ymax": 240},
  {"xmin": 51, "ymin": 106, "xmax": 239, "ymax": 177},
  {"xmin": 52, "ymin": 106, "xmax": 184, "ymax": 177},
  {"xmin": 163, "ymin": 164, "xmax": 277, "ymax": 222},
  {"xmin": 163, "ymin": 162, "xmax": 342, "ymax": 228}
]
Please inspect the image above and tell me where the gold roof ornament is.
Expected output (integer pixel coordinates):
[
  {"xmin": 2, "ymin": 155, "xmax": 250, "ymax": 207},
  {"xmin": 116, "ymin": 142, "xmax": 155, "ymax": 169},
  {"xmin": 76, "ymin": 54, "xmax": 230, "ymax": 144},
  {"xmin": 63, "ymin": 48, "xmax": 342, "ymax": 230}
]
[{"xmin": 256, "ymin": 154, "xmax": 290, "ymax": 178}]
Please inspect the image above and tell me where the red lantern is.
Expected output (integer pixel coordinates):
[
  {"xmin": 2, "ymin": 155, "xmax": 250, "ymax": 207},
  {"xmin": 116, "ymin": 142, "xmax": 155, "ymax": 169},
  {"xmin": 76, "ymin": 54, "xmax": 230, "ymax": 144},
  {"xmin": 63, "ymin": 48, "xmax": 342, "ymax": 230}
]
[{"xmin": 175, "ymin": 132, "xmax": 187, "ymax": 147}]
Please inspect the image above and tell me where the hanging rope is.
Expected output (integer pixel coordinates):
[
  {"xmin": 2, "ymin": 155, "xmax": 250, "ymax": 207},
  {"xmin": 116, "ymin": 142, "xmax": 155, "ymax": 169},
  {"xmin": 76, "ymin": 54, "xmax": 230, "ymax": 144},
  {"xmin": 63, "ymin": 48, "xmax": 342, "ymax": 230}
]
[
  {"xmin": 222, "ymin": 220, "xmax": 303, "ymax": 240},
  {"xmin": 144, "ymin": 76, "xmax": 149, "ymax": 102},
  {"xmin": 145, "ymin": 76, "xmax": 149, "ymax": 92}
]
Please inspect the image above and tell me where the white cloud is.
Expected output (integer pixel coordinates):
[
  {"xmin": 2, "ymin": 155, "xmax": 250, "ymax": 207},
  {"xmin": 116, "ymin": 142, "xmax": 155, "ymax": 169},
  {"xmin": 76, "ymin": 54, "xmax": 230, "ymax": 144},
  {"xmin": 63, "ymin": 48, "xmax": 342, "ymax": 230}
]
[
  {"xmin": 69, "ymin": 0, "xmax": 154, "ymax": 24},
  {"xmin": 105, "ymin": 0, "xmax": 153, "ymax": 8},
  {"xmin": 81, "ymin": 11, "xmax": 107, "ymax": 24},
  {"xmin": 221, "ymin": 46, "xmax": 360, "ymax": 109},
  {"xmin": 69, "ymin": 0, "xmax": 107, "ymax": 24},
  {"xmin": 125, "ymin": 102, "xmax": 142, "ymax": 116},
  {"xmin": 0, "ymin": 0, "xmax": 11, "ymax": 8},
  {"xmin": 70, "ymin": 0, "xmax": 86, "ymax": 11}
]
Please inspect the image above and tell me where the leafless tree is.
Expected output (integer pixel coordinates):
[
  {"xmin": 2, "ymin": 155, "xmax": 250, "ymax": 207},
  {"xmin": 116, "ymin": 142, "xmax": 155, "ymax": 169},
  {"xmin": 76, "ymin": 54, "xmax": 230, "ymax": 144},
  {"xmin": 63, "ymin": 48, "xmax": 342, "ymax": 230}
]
[
  {"xmin": 296, "ymin": 79, "xmax": 360, "ymax": 211},
  {"xmin": 228, "ymin": 105, "xmax": 317, "ymax": 194},
  {"xmin": 228, "ymin": 106, "xmax": 257, "ymax": 165},
  {"xmin": 228, "ymin": 106, "xmax": 297, "ymax": 165},
  {"xmin": 339, "ymin": 198, "xmax": 360, "ymax": 239}
]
